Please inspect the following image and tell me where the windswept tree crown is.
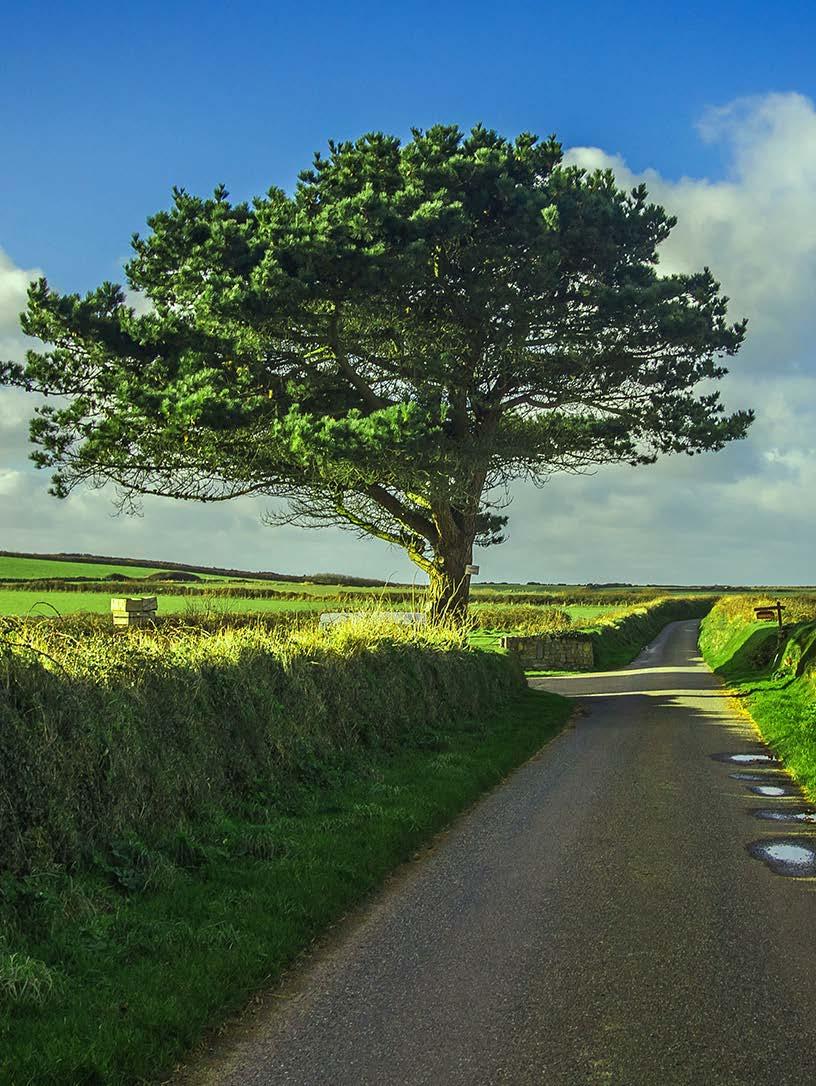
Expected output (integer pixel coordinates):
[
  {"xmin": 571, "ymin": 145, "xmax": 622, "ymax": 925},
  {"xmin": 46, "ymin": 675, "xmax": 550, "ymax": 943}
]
[{"xmin": 3, "ymin": 124, "xmax": 751, "ymax": 612}]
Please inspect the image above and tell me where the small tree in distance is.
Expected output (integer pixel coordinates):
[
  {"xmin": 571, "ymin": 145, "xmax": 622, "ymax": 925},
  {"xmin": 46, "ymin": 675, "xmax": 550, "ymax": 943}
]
[{"xmin": 3, "ymin": 125, "xmax": 752, "ymax": 620}]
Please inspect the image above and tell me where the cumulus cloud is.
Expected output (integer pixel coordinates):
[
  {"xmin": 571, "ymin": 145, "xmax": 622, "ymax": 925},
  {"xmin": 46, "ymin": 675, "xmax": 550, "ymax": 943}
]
[
  {"xmin": 505, "ymin": 92, "xmax": 816, "ymax": 584},
  {"xmin": 0, "ymin": 248, "xmax": 41, "ymax": 359},
  {"xmin": 2, "ymin": 93, "xmax": 816, "ymax": 582},
  {"xmin": 566, "ymin": 92, "xmax": 816, "ymax": 355}
]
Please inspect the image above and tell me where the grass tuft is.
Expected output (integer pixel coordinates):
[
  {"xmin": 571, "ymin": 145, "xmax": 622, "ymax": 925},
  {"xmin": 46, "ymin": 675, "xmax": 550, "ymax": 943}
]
[{"xmin": 0, "ymin": 951, "xmax": 62, "ymax": 1009}]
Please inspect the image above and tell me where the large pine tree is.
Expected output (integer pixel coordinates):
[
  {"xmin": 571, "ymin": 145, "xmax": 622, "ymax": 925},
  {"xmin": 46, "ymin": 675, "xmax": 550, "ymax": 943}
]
[{"xmin": 3, "ymin": 125, "xmax": 751, "ymax": 618}]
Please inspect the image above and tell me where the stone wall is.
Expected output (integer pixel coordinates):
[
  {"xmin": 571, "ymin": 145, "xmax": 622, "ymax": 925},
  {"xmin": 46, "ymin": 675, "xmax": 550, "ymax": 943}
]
[{"xmin": 501, "ymin": 633, "xmax": 594, "ymax": 670}]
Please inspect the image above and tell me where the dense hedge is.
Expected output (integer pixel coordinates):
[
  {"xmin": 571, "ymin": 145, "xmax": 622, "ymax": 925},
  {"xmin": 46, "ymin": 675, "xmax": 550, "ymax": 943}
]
[
  {"xmin": 0, "ymin": 580, "xmax": 679, "ymax": 608},
  {"xmin": 700, "ymin": 594, "xmax": 816, "ymax": 674},
  {"xmin": 0, "ymin": 580, "xmax": 340, "ymax": 600},
  {"xmin": 0, "ymin": 622, "xmax": 523, "ymax": 875}
]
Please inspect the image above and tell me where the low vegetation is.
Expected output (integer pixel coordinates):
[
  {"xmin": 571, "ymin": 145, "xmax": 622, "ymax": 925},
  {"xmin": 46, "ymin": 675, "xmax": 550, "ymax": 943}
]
[
  {"xmin": 0, "ymin": 549, "xmax": 733, "ymax": 1081},
  {"xmin": 700, "ymin": 595, "xmax": 816, "ymax": 795},
  {"xmin": 0, "ymin": 617, "xmax": 522, "ymax": 874},
  {"xmin": 0, "ymin": 613, "xmax": 572, "ymax": 1083}
]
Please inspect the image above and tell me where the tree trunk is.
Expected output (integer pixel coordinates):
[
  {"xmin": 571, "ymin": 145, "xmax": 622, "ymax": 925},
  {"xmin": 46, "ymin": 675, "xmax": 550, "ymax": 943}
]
[{"xmin": 427, "ymin": 537, "xmax": 474, "ymax": 626}]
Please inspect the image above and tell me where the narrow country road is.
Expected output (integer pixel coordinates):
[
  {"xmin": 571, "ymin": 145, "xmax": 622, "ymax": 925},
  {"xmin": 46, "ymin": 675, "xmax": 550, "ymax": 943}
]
[{"xmin": 180, "ymin": 621, "xmax": 816, "ymax": 1085}]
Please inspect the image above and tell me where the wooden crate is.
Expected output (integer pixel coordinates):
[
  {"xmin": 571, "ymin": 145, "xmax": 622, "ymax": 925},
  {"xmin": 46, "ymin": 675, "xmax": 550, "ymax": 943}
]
[
  {"xmin": 111, "ymin": 596, "xmax": 158, "ymax": 614},
  {"xmin": 111, "ymin": 597, "xmax": 158, "ymax": 627}
]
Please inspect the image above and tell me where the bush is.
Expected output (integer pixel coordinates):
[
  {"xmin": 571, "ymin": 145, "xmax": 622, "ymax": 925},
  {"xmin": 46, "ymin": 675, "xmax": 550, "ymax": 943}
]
[
  {"xmin": 0, "ymin": 618, "xmax": 523, "ymax": 875},
  {"xmin": 469, "ymin": 604, "xmax": 573, "ymax": 634}
]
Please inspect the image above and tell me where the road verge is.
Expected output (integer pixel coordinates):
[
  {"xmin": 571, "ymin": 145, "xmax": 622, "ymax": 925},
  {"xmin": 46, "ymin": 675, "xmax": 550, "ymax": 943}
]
[{"xmin": 699, "ymin": 595, "xmax": 816, "ymax": 797}]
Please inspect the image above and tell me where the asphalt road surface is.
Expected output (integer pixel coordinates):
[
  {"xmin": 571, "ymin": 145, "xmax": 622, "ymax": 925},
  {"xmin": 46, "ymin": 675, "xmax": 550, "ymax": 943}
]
[{"xmin": 180, "ymin": 620, "xmax": 816, "ymax": 1086}]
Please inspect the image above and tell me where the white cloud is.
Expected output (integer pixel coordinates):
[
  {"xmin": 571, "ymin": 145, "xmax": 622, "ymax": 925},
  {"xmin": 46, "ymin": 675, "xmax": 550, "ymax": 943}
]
[
  {"xmin": 0, "ymin": 248, "xmax": 41, "ymax": 359},
  {"xmin": 486, "ymin": 90, "xmax": 816, "ymax": 586},
  {"xmin": 566, "ymin": 92, "xmax": 816, "ymax": 358}
]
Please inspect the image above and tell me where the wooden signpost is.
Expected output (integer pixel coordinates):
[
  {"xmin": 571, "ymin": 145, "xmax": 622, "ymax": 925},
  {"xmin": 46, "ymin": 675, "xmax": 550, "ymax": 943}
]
[{"xmin": 754, "ymin": 600, "xmax": 785, "ymax": 630}]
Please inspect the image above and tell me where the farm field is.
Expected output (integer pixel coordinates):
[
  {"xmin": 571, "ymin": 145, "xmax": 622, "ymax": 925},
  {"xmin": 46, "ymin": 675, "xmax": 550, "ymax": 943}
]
[
  {"xmin": 0, "ymin": 590, "xmax": 329, "ymax": 617},
  {"xmin": 0, "ymin": 592, "xmax": 620, "ymax": 626},
  {"xmin": 0, "ymin": 554, "xmax": 396, "ymax": 589},
  {"xmin": 0, "ymin": 588, "xmax": 621, "ymax": 622},
  {"xmin": 2, "ymin": 552, "xmax": 813, "ymax": 602},
  {"xmin": 0, "ymin": 555, "xmax": 184, "ymax": 580},
  {"xmin": 0, "ymin": 553, "xmax": 653, "ymax": 622}
]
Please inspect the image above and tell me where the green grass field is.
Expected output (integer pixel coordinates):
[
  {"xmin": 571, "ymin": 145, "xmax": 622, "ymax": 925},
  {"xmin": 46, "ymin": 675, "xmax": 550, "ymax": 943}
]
[
  {"xmin": 0, "ymin": 590, "xmax": 622, "ymax": 624},
  {"xmin": 0, "ymin": 590, "xmax": 330, "ymax": 617},
  {"xmin": 0, "ymin": 555, "xmax": 179, "ymax": 580}
]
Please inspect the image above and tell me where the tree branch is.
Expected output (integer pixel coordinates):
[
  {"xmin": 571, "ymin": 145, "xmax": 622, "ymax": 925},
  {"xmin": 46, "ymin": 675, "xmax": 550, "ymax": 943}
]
[
  {"xmin": 330, "ymin": 311, "xmax": 393, "ymax": 410},
  {"xmin": 363, "ymin": 483, "xmax": 440, "ymax": 545}
]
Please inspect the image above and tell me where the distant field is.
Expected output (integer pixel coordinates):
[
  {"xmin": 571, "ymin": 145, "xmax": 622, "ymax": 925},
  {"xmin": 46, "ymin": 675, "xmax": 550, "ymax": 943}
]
[
  {"xmin": 0, "ymin": 556, "xmax": 179, "ymax": 580},
  {"xmin": 0, "ymin": 555, "xmax": 409, "ymax": 592},
  {"xmin": 469, "ymin": 602, "xmax": 614, "ymax": 622},
  {"xmin": 0, "ymin": 591, "xmax": 328, "ymax": 617},
  {"xmin": 469, "ymin": 604, "xmax": 619, "ymax": 650},
  {"xmin": 0, "ymin": 591, "xmax": 622, "ymax": 620}
]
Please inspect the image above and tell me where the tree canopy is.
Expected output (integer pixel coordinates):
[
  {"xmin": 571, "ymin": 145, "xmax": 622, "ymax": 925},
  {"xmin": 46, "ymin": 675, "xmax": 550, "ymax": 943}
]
[{"xmin": 2, "ymin": 124, "xmax": 752, "ymax": 617}]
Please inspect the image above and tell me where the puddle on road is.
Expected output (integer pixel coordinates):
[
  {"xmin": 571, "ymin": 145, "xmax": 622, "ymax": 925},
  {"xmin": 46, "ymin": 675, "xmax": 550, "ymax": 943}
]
[
  {"xmin": 749, "ymin": 785, "xmax": 789, "ymax": 797},
  {"xmin": 748, "ymin": 839, "xmax": 816, "ymax": 877},
  {"xmin": 712, "ymin": 752, "xmax": 778, "ymax": 765},
  {"xmin": 730, "ymin": 771, "xmax": 788, "ymax": 782},
  {"xmin": 753, "ymin": 809, "xmax": 816, "ymax": 823}
]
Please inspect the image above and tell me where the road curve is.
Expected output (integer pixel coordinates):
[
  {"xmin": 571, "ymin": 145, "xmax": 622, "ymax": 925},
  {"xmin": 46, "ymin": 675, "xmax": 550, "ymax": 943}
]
[{"xmin": 179, "ymin": 621, "xmax": 816, "ymax": 1086}]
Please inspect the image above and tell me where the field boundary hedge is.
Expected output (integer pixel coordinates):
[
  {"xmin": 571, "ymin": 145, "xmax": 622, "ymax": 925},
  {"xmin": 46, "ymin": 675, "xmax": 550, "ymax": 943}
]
[{"xmin": 0, "ymin": 623, "xmax": 523, "ymax": 875}]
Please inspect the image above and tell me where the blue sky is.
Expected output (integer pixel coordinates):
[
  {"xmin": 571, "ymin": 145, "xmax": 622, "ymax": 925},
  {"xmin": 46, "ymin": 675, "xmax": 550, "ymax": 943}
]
[
  {"xmin": 2, "ymin": 1, "xmax": 816, "ymax": 582},
  {"xmin": 3, "ymin": 0, "xmax": 814, "ymax": 288}
]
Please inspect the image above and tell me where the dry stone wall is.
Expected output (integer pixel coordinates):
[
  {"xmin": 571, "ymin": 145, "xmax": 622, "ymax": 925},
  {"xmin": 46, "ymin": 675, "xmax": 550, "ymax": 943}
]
[{"xmin": 501, "ymin": 633, "xmax": 594, "ymax": 670}]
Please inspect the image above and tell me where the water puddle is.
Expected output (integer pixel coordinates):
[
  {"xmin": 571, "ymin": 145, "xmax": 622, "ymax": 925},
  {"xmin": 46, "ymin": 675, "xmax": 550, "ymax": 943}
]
[
  {"xmin": 749, "ymin": 785, "xmax": 789, "ymax": 797},
  {"xmin": 748, "ymin": 839, "xmax": 816, "ymax": 877},
  {"xmin": 729, "ymin": 772, "xmax": 788, "ymax": 782},
  {"xmin": 753, "ymin": 809, "xmax": 816, "ymax": 823},
  {"xmin": 712, "ymin": 752, "xmax": 778, "ymax": 765}
]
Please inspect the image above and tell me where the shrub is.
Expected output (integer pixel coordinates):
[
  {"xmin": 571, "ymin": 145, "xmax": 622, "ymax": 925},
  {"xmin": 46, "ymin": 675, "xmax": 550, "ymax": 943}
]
[{"xmin": 0, "ymin": 617, "xmax": 523, "ymax": 875}]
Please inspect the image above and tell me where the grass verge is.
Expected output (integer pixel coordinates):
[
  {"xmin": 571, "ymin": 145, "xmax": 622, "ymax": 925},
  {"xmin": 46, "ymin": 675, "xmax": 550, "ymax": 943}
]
[
  {"xmin": 699, "ymin": 595, "xmax": 816, "ymax": 797},
  {"xmin": 0, "ymin": 686, "xmax": 570, "ymax": 1085}
]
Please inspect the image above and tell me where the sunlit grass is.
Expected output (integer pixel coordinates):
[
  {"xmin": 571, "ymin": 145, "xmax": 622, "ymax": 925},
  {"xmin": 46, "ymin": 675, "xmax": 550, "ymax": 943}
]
[{"xmin": 700, "ymin": 596, "xmax": 816, "ymax": 798}]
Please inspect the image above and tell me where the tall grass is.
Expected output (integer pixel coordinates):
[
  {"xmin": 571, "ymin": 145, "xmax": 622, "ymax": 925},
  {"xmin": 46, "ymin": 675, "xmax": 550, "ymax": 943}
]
[{"xmin": 0, "ymin": 615, "xmax": 521, "ymax": 876}]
